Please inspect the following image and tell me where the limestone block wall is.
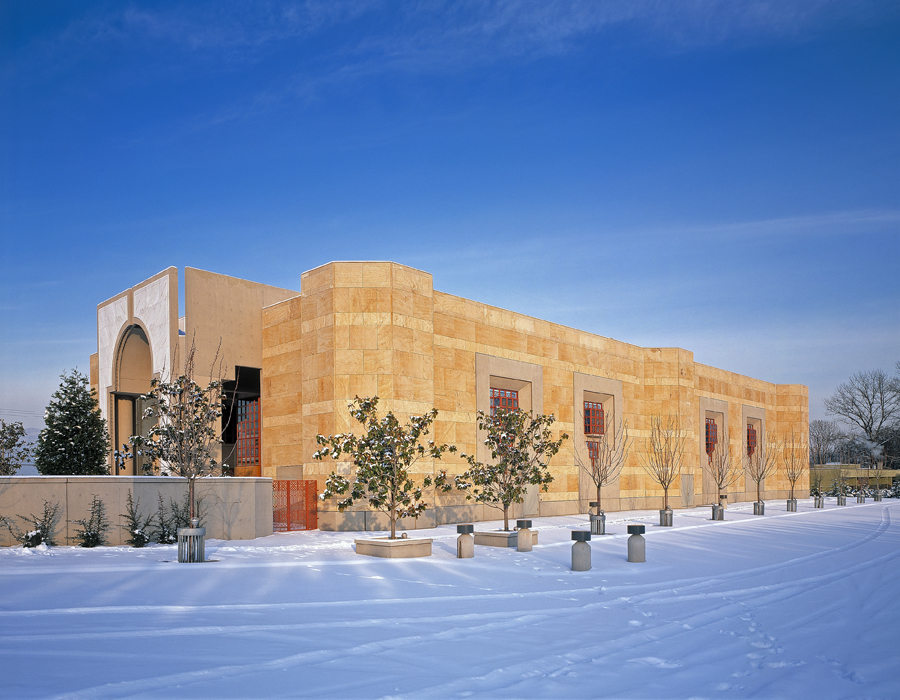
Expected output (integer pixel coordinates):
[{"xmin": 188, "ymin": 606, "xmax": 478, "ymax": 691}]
[
  {"xmin": 0, "ymin": 476, "xmax": 273, "ymax": 546},
  {"xmin": 261, "ymin": 261, "xmax": 809, "ymax": 531}
]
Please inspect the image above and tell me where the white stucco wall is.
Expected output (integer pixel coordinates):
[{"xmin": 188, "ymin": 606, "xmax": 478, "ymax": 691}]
[
  {"xmin": 133, "ymin": 275, "xmax": 171, "ymax": 377},
  {"xmin": 97, "ymin": 296, "xmax": 128, "ymax": 421}
]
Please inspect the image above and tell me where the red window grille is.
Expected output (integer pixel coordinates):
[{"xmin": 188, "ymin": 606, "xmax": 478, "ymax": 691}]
[
  {"xmin": 237, "ymin": 398, "xmax": 260, "ymax": 467},
  {"xmin": 273, "ymin": 480, "xmax": 318, "ymax": 531},
  {"xmin": 584, "ymin": 401, "xmax": 605, "ymax": 436},
  {"xmin": 705, "ymin": 418, "xmax": 718, "ymax": 458},
  {"xmin": 587, "ymin": 440, "xmax": 600, "ymax": 469},
  {"xmin": 490, "ymin": 388, "xmax": 518, "ymax": 417},
  {"xmin": 747, "ymin": 424, "xmax": 757, "ymax": 457}
]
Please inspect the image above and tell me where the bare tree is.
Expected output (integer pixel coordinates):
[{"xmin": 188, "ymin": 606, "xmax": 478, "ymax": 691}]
[
  {"xmin": 808, "ymin": 420, "xmax": 844, "ymax": 466},
  {"xmin": 573, "ymin": 410, "xmax": 630, "ymax": 513},
  {"xmin": 783, "ymin": 428, "xmax": 807, "ymax": 501},
  {"xmin": 703, "ymin": 429, "xmax": 739, "ymax": 504},
  {"xmin": 640, "ymin": 415, "xmax": 686, "ymax": 511},
  {"xmin": 130, "ymin": 341, "xmax": 226, "ymax": 522},
  {"xmin": 824, "ymin": 369, "xmax": 900, "ymax": 442},
  {"xmin": 746, "ymin": 432, "xmax": 781, "ymax": 504}
]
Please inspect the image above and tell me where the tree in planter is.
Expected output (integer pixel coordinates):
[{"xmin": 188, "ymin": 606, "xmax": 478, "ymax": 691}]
[
  {"xmin": 703, "ymin": 429, "xmax": 739, "ymax": 506},
  {"xmin": 34, "ymin": 369, "xmax": 108, "ymax": 475},
  {"xmin": 640, "ymin": 415, "xmax": 686, "ymax": 512},
  {"xmin": 315, "ymin": 396, "xmax": 456, "ymax": 540},
  {"xmin": 783, "ymin": 428, "xmax": 807, "ymax": 503},
  {"xmin": 72, "ymin": 494, "xmax": 111, "ymax": 547},
  {"xmin": 746, "ymin": 433, "xmax": 781, "ymax": 506},
  {"xmin": 0, "ymin": 419, "xmax": 32, "ymax": 475},
  {"xmin": 130, "ymin": 342, "xmax": 225, "ymax": 523},
  {"xmin": 455, "ymin": 409, "xmax": 567, "ymax": 531},
  {"xmin": 572, "ymin": 410, "xmax": 630, "ymax": 513}
]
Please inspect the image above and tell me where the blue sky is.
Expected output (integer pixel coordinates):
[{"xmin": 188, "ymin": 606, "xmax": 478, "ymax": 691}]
[{"xmin": 1, "ymin": 0, "xmax": 898, "ymax": 429}]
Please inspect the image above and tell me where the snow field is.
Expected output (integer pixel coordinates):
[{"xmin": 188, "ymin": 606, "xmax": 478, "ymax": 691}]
[{"xmin": 1, "ymin": 498, "xmax": 898, "ymax": 699}]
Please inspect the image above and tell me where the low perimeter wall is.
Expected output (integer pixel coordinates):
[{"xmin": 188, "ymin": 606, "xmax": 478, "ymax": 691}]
[{"xmin": 0, "ymin": 476, "xmax": 273, "ymax": 547}]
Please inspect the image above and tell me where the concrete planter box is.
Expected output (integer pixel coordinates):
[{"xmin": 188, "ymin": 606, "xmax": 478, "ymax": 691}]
[
  {"xmin": 354, "ymin": 537, "xmax": 433, "ymax": 558},
  {"xmin": 474, "ymin": 530, "xmax": 539, "ymax": 548}
]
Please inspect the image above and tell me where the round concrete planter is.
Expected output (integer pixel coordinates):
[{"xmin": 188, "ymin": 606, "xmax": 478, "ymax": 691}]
[
  {"xmin": 354, "ymin": 537, "xmax": 433, "ymax": 558},
  {"xmin": 659, "ymin": 509, "xmax": 673, "ymax": 527}
]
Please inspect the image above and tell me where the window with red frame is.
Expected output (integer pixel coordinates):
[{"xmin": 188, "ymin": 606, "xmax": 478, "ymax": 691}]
[
  {"xmin": 584, "ymin": 401, "xmax": 605, "ymax": 436},
  {"xmin": 237, "ymin": 398, "xmax": 260, "ymax": 468},
  {"xmin": 747, "ymin": 424, "xmax": 757, "ymax": 458},
  {"xmin": 587, "ymin": 440, "xmax": 600, "ymax": 469},
  {"xmin": 705, "ymin": 418, "xmax": 718, "ymax": 458},
  {"xmin": 490, "ymin": 388, "xmax": 518, "ymax": 417}
]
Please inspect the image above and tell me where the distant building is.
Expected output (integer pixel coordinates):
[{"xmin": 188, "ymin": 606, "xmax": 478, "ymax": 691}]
[{"xmin": 92, "ymin": 263, "xmax": 809, "ymax": 530}]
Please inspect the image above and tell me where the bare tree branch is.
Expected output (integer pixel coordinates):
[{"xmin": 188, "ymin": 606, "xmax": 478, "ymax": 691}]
[
  {"xmin": 640, "ymin": 415, "xmax": 685, "ymax": 511},
  {"xmin": 573, "ymin": 409, "xmax": 630, "ymax": 513}
]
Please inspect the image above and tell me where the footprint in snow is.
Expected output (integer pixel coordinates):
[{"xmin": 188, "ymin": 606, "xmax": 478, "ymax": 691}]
[{"xmin": 628, "ymin": 620, "xmax": 644, "ymax": 627}]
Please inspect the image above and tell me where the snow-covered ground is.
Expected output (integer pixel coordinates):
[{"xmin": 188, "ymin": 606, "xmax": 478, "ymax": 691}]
[{"xmin": 1, "ymin": 498, "xmax": 898, "ymax": 699}]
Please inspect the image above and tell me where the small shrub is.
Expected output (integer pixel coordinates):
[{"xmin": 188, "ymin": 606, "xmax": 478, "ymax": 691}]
[
  {"xmin": 153, "ymin": 493, "xmax": 177, "ymax": 544},
  {"xmin": 72, "ymin": 494, "xmax": 111, "ymax": 547},
  {"xmin": 121, "ymin": 491, "xmax": 154, "ymax": 548},
  {"xmin": 18, "ymin": 500, "xmax": 60, "ymax": 547}
]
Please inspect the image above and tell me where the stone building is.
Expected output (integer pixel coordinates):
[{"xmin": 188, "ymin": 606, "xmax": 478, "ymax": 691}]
[{"xmin": 92, "ymin": 262, "xmax": 809, "ymax": 531}]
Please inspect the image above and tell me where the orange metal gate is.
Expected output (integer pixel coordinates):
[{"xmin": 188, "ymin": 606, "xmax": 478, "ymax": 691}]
[{"xmin": 273, "ymin": 480, "xmax": 318, "ymax": 531}]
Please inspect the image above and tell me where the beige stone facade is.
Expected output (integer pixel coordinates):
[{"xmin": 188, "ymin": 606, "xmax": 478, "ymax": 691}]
[
  {"xmin": 94, "ymin": 262, "xmax": 809, "ymax": 531},
  {"xmin": 259, "ymin": 262, "xmax": 809, "ymax": 531}
]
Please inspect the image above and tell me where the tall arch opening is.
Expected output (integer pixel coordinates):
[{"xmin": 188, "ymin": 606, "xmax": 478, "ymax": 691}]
[{"xmin": 112, "ymin": 326, "xmax": 154, "ymax": 475}]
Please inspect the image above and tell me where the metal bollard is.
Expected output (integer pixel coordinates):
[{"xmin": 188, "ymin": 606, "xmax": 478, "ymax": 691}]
[
  {"xmin": 571, "ymin": 531, "xmax": 591, "ymax": 571},
  {"xmin": 627, "ymin": 524, "xmax": 645, "ymax": 563},
  {"xmin": 718, "ymin": 494, "xmax": 728, "ymax": 510},
  {"xmin": 516, "ymin": 520, "xmax": 533, "ymax": 552},
  {"xmin": 456, "ymin": 524, "xmax": 474, "ymax": 558}
]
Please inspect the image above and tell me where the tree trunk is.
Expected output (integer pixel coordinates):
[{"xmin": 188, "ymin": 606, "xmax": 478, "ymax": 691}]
[
  {"xmin": 757, "ymin": 480, "xmax": 762, "ymax": 504},
  {"xmin": 188, "ymin": 479, "xmax": 195, "ymax": 521},
  {"xmin": 503, "ymin": 504, "xmax": 509, "ymax": 531},
  {"xmin": 596, "ymin": 484, "xmax": 602, "ymax": 513},
  {"xmin": 663, "ymin": 486, "xmax": 669, "ymax": 511}
]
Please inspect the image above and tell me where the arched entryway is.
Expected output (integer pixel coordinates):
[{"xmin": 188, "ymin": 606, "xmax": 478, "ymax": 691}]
[{"xmin": 111, "ymin": 325, "xmax": 154, "ymax": 475}]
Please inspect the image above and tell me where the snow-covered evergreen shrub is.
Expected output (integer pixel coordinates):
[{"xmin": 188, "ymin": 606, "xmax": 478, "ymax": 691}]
[
  {"xmin": 153, "ymin": 493, "xmax": 177, "ymax": 544},
  {"xmin": 18, "ymin": 500, "xmax": 60, "ymax": 547},
  {"xmin": 121, "ymin": 491, "xmax": 154, "ymax": 547},
  {"xmin": 72, "ymin": 494, "xmax": 111, "ymax": 547},
  {"xmin": 34, "ymin": 369, "xmax": 108, "ymax": 475}
]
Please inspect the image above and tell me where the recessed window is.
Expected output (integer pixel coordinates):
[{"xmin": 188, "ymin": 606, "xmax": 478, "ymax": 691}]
[
  {"xmin": 747, "ymin": 424, "xmax": 757, "ymax": 457},
  {"xmin": 587, "ymin": 440, "xmax": 599, "ymax": 468},
  {"xmin": 237, "ymin": 398, "xmax": 260, "ymax": 467},
  {"xmin": 490, "ymin": 388, "xmax": 518, "ymax": 417},
  {"xmin": 705, "ymin": 418, "xmax": 718, "ymax": 458},
  {"xmin": 584, "ymin": 401, "xmax": 604, "ymax": 436}
]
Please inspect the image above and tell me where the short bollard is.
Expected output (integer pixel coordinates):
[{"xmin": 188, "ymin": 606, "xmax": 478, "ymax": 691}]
[
  {"xmin": 814, "ymin": 495, "xmax": 824, "ymax": 508},
  {"xmin": 627, "ymin": 525, "xmax": 645, "ymax": 563},
  {"xmin": 716, "ymin": 505, "xmax": 725, "ymax": 521},
  {"xmin": 589, "ymin": 503, "xmax": 606, "ymax": 535},
  {"xmin": 753, "ymin": 501, "xmax": 765, "ymax": 516},
  {"xmin": 516, "ymin": 520, "xmax": 533, "ymax": 552},
  {"xmin": 177, "ymin": 518, "xmax": 205, "ymax": 563},
  {"xmin": 571, "ymin": 531, "xmax": 591, "ymax": 571},
  {"xmin": 457, "ymin": 524, "xmax": 474, "ymax": 558},
  {"xmin": 787, "ymin": 499, "xmax": 797, "ymax": 512}
]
